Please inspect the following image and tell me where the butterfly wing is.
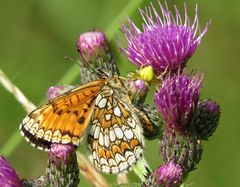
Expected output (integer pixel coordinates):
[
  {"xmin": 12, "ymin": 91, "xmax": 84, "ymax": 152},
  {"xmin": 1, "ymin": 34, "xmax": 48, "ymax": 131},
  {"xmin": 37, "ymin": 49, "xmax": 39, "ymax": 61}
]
[
  {"xmin": 20, "ymin": 79, "xmax": 105, "ymax": 151},
  {"xmin": 88, "ymin": 86, "xmax": 144, "ymax": 174}
]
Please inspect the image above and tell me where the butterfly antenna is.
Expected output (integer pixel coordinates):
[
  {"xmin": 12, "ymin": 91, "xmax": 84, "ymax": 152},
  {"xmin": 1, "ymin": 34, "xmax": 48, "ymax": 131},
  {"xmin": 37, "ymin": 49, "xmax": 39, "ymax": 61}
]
[
  {"xmin": 65, "ymin": 55, "xmax": 100, "ymax": 77},
  {"xmin": 110, "ymin": 58, "xmax": 115, "ymax": 76},
  {"xmin": 82, "ymin": 59, "xmax": 101, "ymax": 77},
  {"xmin": 110, "ymin": 52, "xmax": 120, "ymax": 77},
  {"xmin": 64, "ymin": 56, "xmax": 74, "ymax": 63},
  {"xmin": 65, "ymin": 56, "xmax": 83, "ymax": 67}
]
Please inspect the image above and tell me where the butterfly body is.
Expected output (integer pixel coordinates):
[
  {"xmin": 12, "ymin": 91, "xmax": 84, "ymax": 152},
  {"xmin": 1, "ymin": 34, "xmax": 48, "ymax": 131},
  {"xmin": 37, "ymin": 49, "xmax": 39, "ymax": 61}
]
[{"xmin": 20, "ymin": 76, "xmax": 145, "ymax": 174}]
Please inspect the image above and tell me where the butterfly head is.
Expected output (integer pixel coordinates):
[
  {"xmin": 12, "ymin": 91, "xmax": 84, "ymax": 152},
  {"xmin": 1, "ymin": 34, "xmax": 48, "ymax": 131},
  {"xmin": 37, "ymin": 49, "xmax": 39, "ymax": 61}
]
[{"xmin": 95, "ymin": 68, "xmax": 111, "ymax": 79}]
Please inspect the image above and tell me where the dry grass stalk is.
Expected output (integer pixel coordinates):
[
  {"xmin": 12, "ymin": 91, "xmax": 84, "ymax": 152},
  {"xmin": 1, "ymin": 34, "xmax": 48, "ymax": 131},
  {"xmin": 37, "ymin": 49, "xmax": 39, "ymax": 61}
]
[
  {"xmin": 76, "ymin": 152, "xmax": 111, "ymax": 187},
  {"xmin": 0, "ymin": 69, "xmax": 36, "ymax": 113}
]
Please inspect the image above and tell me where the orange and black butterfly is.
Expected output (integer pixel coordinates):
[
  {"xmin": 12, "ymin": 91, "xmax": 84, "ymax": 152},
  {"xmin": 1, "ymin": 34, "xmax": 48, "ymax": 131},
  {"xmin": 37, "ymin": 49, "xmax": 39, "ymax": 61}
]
[{"xmin": 19, "ymin": 59, "xmax": 160, "ymax": 174}]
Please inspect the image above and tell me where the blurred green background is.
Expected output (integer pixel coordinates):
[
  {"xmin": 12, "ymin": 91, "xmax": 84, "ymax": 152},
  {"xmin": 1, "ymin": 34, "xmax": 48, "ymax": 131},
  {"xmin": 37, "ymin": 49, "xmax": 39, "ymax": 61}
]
[{"xmin": 0, "ymin": 0, "xmax": 239, "ymax": 186}]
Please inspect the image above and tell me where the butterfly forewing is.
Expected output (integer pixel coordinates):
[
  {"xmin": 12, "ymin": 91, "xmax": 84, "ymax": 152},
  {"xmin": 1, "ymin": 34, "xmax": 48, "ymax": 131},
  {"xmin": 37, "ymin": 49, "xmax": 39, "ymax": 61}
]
[
  {"xmin": 20, "ymin": 79, "xmax": 105, "ymax": 151},
  {"xmin": 88, "ymin": 84, "xmax": 144, "ymax": 174}
]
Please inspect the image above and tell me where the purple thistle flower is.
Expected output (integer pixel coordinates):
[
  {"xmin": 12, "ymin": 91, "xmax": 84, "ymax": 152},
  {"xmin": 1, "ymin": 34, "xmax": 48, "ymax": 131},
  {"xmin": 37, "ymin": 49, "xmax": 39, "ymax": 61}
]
[
  {"xmin": 76, "ymin": 31, "xmax": 108, "ymax": 62},
  {"xmin": 156, "ymin": 162, "xmax": 183, "ymax": 186},
  {"xmin": 154, "ymin": 74, "xmax": 203, "ymax": 132},
  {"xmin": 120, "ymin": 1, "xmax": 210, "ymax": 76},
  {"xmin": 0, "ymin": 156, "xmax": 21, "ymax": 187}
]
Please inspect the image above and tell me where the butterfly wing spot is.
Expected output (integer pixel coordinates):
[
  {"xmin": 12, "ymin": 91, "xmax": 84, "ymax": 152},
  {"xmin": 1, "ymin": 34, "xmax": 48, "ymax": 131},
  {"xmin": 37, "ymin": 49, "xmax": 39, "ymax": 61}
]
[
  {"xmin": 109, "ymin": 128, "xmax": 116, "ymax": 142},
  {"xmin": 111, "ymin": 166, "xmax": 119, "ymax": 174},
  {"xmin": 120, "ymin": 142, "xmax": 130, "ymax": 153},
  {"xmin": 98, "ymin": 98, "xmax": 107, "ymax": 109},
  {"xmin": 115, "ymin": 153, "xmax": 125, "ymax": 163},
  {"xmin": 61, "ymin": 134, "xmax": 72, "ymax": 144},
  {"xmin": 92, "ymin": 150, "xmax": 97, "ymax": 160},
  {"xmin": 106, "ymin": 101, "xmax": 112, "ymax": 110},
  {"xmin": 130, "ymin": 139, "xmax": 140, "ymax": 149},
  {"xmin": 72, "ymin": 137, "xmax": 80, "ymax": 146},
  {"xmin": 95, "ymin": 94, "xmax": 102, "ymax": 105},
  {"xmin": 20, "ymin": 128, "xmax": 24, "ymax": 136},
  {"xmin": 98, "ymin": 132, "xmax": 104, "ymax": 146},
  {"xmin": 127, "ymin": 149, "xmax": 141, "ymax": 165},
  {"xmin": 22, "ymin": 116, "xmax": 30, "ymax": 124},
  {"xmin": 94, "ymin": 125, "xmax": 101, "ymax": 139},
  {"xmin": 24, "ymin": 118, "xmax": 34, "ymax": 131},
  {"xmin": 114, "ymin": 126, "xmax": 124, "ymax": 139},
  {"xmin": 89, "ymin": 124, "xmax": 96, "ymax": 136},
  {"xmin": 124, "ymin": 129, "xmax": 134, "ymax": 140},
  {"xmin": 105, "ymin": 114, "xmax": 111, "ymax": 121},
  {"xmin": 104, "ymin": 133, "xmax": 110, "ymax": 148},
  {"xmin": 78, "ymin": 116, "xmax": 85, "ymax": 124},
  {"xmin": 100, "ymin": 157, "xmax": 109, "ymax": 166},
  {"xmin": 133, "ymin": 121, "xmax": 142, "ymax": 140},
  {"xmin": 24, "ymin": 136, "xmax": 30, "ymax": 143},
  {"xmin": 52, "ymin": 130, "xmax": 62, "ymax": 143},
  {"xmin": 43, "ymin": 130, "xmax": 52, "ymax": 141},
  {"xmin": 101, "ymin": 165, "xmax": 111, "ymax": 173},
  {"xmin": 56, "ymin": 109, "xmax": 63, "ymax": 115},
  {"xmin": 127, "ymin": 117, "xmax": 136, "ymax": 128},
  {"xmin": 108, "ymin": 158, "xmax": 117, "ymax": 166},
  {"xmin": 124, "ymin": 150, "xmax": 134, "ymax": 159},
  {"xmin": 29, "ymin": 123, "xmax": 39, "ymax": 135},
  {"xmin": 119, "ymin": 162, "xmax": 129, "ymax": 172},
  {"xmin": 113, "ymin": 106, "xmax": 122, "ymax": 117},
  {"xmin": 36, "ymin": 129, "xmax": 44, "ymax": 139}
]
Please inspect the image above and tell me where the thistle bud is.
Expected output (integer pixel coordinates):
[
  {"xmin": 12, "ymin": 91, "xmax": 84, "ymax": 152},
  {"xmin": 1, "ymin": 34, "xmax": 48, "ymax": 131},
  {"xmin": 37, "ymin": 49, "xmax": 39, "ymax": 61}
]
[
  {"xmin": 192, "ymin": 99, "xmax": 221, "ymax": 140},
  {"xmin": 76, "ymin": 31, "xmax": 109, "ymax": 63},
  {"xmin": 125, "ymin": 79, "xmax": 149, "ymax": 104},
  {"xmin": 160, "ymin": 130, "xmax": 202, "ymax": 172},
  {"xmin": 77, "ymin": 31, "xmax": 119, "ymax": 80},
  {"xmin": 143, "ymin": 162, "xmax": 183, "ymax": 187},
  {"xmin": 46, "ymin": 144, "xmax": 79, "ymax": 187}
]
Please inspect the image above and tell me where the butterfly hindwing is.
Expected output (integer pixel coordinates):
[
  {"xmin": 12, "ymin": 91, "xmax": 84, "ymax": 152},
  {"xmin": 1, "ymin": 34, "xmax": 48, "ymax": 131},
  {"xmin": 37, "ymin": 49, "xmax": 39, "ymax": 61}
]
[
  {"xmin": 20, "ymin": 79, "xmax": 105, "ymax": 151},
  {"xmin": 88, "ymin": 85, "xmax": 144, "ymax": 174}
]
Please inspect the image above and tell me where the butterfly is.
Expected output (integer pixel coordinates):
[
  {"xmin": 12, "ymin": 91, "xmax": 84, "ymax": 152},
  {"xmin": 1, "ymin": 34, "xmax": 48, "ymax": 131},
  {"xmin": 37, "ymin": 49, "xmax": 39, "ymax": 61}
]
[{"xmin": 19, "ymin": 67, "xmax": 155, "ymax": 174}]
